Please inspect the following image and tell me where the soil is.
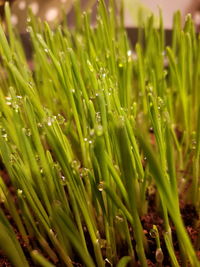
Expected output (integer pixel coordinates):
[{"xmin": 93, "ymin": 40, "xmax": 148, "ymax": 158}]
[{"xmin": 0, "ymin": 165, "xmax": 199, "ymax": 267}]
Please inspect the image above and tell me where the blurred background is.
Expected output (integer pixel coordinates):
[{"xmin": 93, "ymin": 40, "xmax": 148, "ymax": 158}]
[{"xmin": 0, "ymin": 0, "xmax": 200, "ymax": 31}]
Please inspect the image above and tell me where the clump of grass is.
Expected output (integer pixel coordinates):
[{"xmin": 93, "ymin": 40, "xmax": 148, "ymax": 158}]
[{"xmin": 0, "ymin": 1, "xmax": 199, "ymax": 266}]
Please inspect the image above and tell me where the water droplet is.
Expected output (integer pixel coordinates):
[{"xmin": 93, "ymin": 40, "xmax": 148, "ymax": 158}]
[
  {"xmin": 49, "ymin": 229, "xmax": 56, "ymax": 236},
  {"xmin": 26, "ymin": 26, "xmax": 32, "ymax": 33},
  {"xmin": 95, "ymin": 112, "xmax": 101, "ymax": 123},
  {"xmin": 80, "ymin": 168, "xmax": 89, "ymax": 178},
  {"xmin": 35, "ymin": 154, "xmax": 40, "ymax": 161},
  {"xmin": 88, "ymin": 140, "xmax": 93, "ymax": 144},
  {"xmin": 17, "ymin": 189, "xmax": 23, "ymax": 196},
  {"xmin": 71, "ymin": 160, "xmax": 81, "ymax": 170},
  {"xmin": 115, "ymin": 215, "xmax": 124, "ymax": 222},
  {"xmin": 119, "ymin": 115, "xmax": 125, "ymax": 122},
  {"xmin": 87, "ymin": 60, "xmax": 94, "ymax": 72},
  {"xmin": 53, "ymin": 200, "xmax": 62, "ymax": 207},
  {"xmin": 57, "ymin": 114, "xmax": 65, "ymax": 125},
  {"xmin": 5, "ymin": 96, "xmax": 12, "ymax": 106},
  {"xmin": 150, "ymin": 229, "xmax": 157, "ymax": 238},
  {"xmin": 90, "ymin": 129, "xmax": 95, "ymax": 136},
  {"xmin": 22, "ymin": 128, "xmax": 32, "ymax": 136},
  {"xmin": 84, "ymin": 137, "xmax": 88, "ymax": 142},
  {"xmin": 71, "ymin": 89, "xmax": 75, "ymax": 93},
  {"xmin": 61, "ymin": 175, "xmax": 67, "ymax": 185},
  {"xmin": 98, "ymin": 182, "xmax": 105, "ymax": 192},
  {"xmin": 127, "ymin": 50, "xmax": 132, "ymax": 57},
  {"xmin": 95, "ymin": 125, "xmax": 103, "ymax": 136},
  {"xmin": 9, "ymin": 153, "xmax": 16, "ymax": 165},
  {"xmin": 44, "ymin": 48, "xmax": 49, "ymax": 54},
  {"xmin": 1, "ymin": 128, "xmax": 8, "ymax": 141},
  {"xmin": 46, "ymin": 116, "xmax": 55, "ymax": 126},
  {"xmin": 99, "ymin": 239, "xmax": 107, "ymax": 248},
  {"xmin": 37, "ymin": 122, "xmax": 43, "ymax": 128}
]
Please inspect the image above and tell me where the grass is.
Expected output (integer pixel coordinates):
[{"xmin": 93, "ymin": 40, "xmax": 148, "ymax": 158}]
[{"xmin": 0, "ymin": 1, "xmax": 199, "ymax": 266}]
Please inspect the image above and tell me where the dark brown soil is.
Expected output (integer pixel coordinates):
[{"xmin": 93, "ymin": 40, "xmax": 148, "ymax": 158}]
[{"xmin": 0, "ymin": 166, "xmax": 199, "ymax": 267}]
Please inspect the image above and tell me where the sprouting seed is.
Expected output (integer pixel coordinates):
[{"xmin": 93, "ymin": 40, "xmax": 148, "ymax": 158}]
[{"xmin": 156, "ymin": 248, "xmax": 164, "ymax": 263}]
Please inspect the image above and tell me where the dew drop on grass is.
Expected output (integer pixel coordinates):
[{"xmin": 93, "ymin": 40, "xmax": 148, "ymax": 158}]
[
  {"xmin": 99, "ymin": 239, "xmax": 107, "ymax": 249},
  {"xmin": 9, "ymin": 153, "xmax": 17, "ymax": 165},
  {"xmin": 26, "ymin": 26, "xmax": 32, "ymax": 33},
  {"xmin": 57, "ymin": 114, "xmax": 65, "ymax": 125},
  {"xmin": 17, "ymin": 189, "xmax": 23, "ymax": 196},
  {"xmin": 80, "ymin": 168, "xmax": 89, "ymax": 178},
  {"xmin": 5, "ymin": 96, "xmax": 12, "ymax": 106},
  {"xmin": 115, "ymin": 215, "xmax": 124, "ymax": 222},
  {"xmin": 127, "ymin": 50, "xmax": 132, "ymax": 57},
  {"xmin": 98, "ymin": 181, "xmax": 105, "ymax": 192},
  {"xmin": 61, "ymin": 175, "xmax": 67, "ymax": 185},
  {"xmin": 90, "ymin": 129, "xmax": 95, "ymax": 136},
  {"xmin": 95, "ymin": 112, "xmax": 101, "ymax": 123},
  {"xmin": 95, "ymin": 125, "xmax": 103, "ymax": 136},
  {"xmin": 37, "ymin": 122, "xmax": 43, "ymax": 130},
  {"xmin": 35, "ymin": 155, "xmax": 40, "ymax": 161},
  {"xmin": 44, "ymin": 48, "xmax": 49, "ymax": 54},
  {"xmin": 49, "ymin": 229, "xmax": 56, "ymax": 236},
  {"xmin": 22, "ymin": 128, "xmax": 32, "ymax": 136},
  {"xmin": 46, "ymin": 116, "xmax": 55, "ymax": 126},
  {"xmin": 71, "ymin": 160, "xmax": 81, "ymax": 170},
  {"xmin": 1, "ymin": 129, "xmax": 8, "ymax": 141},
  {"xmin": 54, "ymin": 162, "xmax": 61, "ymax": 172},
  {"xmin": 149, "ymin": 127, "xmax": 153, "ymax": 132},
  {"xmin": 87, "ymin": 60, "xmax": 94, "ymax": 72},
  {"xmin": 53, "ymin": 200, "xmax": 62, "ymax": 207},
  {"xmin": 149, "ymin": 229, "xmax": 157, "ymax": 238}
]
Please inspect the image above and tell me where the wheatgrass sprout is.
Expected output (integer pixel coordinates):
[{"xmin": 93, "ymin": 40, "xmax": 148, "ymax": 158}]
[{"xmin": 0, "ymin": 1, "xmax": 199, "ymax": 266}]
